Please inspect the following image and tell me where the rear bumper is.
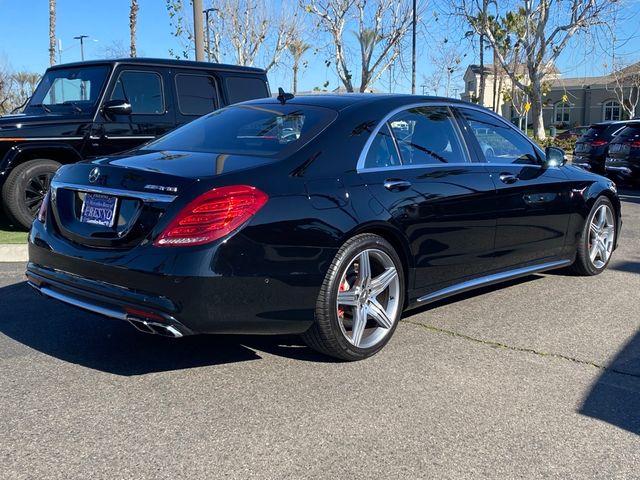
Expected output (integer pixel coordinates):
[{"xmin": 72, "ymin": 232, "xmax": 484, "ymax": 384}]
[
  {"xmin": 26, "ymin": 263, "xmax": 192, "ymax": 337},
  {"xmin": 27, "ymin": 235, "xmax": 325, "ymax": 336}
]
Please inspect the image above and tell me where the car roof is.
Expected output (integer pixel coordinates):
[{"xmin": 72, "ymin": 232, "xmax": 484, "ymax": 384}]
[
  {"xmin": 242, "ymin": 93, "xmax": 472, "ymax": 111},
  {"xmin": 48, "ymin": 57, "xmax": 266, "ymax": 74}
]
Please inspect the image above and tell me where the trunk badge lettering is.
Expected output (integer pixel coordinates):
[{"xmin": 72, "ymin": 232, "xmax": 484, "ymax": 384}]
[{"xmin": 144, "ymin": 184, "xmax": 178, "ymax": 193}]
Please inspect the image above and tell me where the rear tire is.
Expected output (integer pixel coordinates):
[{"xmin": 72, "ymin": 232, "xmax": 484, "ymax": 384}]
[
  {"xmin": 2, "ymin": 159, "xmax": 60, "ymax": 229},
  {"xmin": 302, "ymin": 233, "xmax": 405, "ymax": 361},
  {"xmin": 568, "ymin": 196, "xmax": 616, "ymax": 276}
]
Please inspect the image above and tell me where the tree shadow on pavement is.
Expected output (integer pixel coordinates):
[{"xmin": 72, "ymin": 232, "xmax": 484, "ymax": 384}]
[
  {"xmin": 579, "ymin": 330, "xmax": 640, "ymax": 435},
  {"xmin": 0, "ymin": 282, "xmax": 335, "ymax": 376}
]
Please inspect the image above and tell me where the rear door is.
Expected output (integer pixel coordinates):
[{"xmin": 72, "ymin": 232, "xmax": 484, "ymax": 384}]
[
  {"xmin": 86, "ymin": 66, "xmax": 175, "ymax": 156},
  {"xmin": 357, "ymin": 104, "xmax": 497, "ymax": 291},
  {"xmin": 222, "ymin": 75, "xmax": 270, "ymax": 106},
  {"xmin": 456, "ymin": 107, "xmax": 572, "ymax": 269}
]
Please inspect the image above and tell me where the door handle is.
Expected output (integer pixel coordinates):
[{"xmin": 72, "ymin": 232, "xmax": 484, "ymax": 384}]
[
  {"xmin": 499, "ymin": 173, "xmax": 518, "ymax": 184},
  {"xmin": 383, "ymin": 179, "xmax": 412, "ymax": 191}
]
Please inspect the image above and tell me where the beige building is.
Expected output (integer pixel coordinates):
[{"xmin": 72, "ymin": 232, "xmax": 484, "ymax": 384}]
[{"xmin": 460, "ymin": 62, "xmax": 640, "ymax": 127}]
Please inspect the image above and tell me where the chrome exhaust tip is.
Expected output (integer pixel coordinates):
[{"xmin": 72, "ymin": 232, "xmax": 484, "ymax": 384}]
[{"xmin": 127, "ymin": 318, "xmax": 183, "ymax": 338}]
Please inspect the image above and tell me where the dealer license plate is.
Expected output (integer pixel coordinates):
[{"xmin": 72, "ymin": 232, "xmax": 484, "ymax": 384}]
[{"xmin": 80, "ymin": 193, "xmax": 118, "ymax": 227}]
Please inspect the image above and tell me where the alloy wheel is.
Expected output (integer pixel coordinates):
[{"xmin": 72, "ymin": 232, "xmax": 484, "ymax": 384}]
[
  {"xmin": 24, "ymin": 173, "xmax": 53, "ymax": 215},
  {"xmin": 335, "ymin": 248, "xmax": 401, "ymax": 349},
  {"xmin": 588, "ymin": 204, "xmax": 615, "ymax": 269}
]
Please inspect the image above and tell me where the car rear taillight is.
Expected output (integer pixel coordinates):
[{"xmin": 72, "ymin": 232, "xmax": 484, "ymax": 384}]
[
  {"xmin": 591, "ymin": 140, "xmax": 608, "ymax": 147},
  {"xmin": 37, "ymin": 192, "xmax": 49, "ymax": 223},
  {"xmin": 154, "ymin": 185, "xmax": 268, "ymax": 247},
  {"xmin": 631, "ymin": 140, "xmax": 640, "ymax": 149}
]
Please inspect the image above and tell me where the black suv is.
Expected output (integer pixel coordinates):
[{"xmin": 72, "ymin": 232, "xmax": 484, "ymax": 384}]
[
  {"xmin": 605, "ymin": 121, "xmax": 640, "ymax": 184},
  {"xmin": 573, "ymin": 121, "xmax": 629, "ymax": 175},
  {"xmin": 0, "ymin": 58, "xmax": 270, "ymax": 228}
]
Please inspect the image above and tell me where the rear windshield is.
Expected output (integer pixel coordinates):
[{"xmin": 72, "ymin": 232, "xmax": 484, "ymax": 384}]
[
  {"xmin": 142, "ymin": 104, "xmax": 337, "ymax": 157},
  {"xmin": 616, "ymin": 124, "xmax": 640, "ymax": 139},
  {"xmin": 584, "ymin": 123, "xmax": 626, "ymax": 139}
]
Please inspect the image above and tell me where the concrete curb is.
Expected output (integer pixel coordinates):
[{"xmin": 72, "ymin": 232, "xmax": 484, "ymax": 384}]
[{"xmin": 0, "ymin": 244, "xmax": 28, "ymax": 262}]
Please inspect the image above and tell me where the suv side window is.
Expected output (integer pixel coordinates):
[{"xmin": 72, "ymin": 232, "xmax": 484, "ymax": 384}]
[
  {"xmin": 459, "ymin": 108, "xmax": 539, "ymax": 165},
  {"xmin": 110, "ymin": 71, "xmax": 164, "ymax": 114},
  {"xmin": 364, "ymin": 123, "xmax": 402, "ymax": 169},
  {"xmin": 175, "ymin": 74, "xmax": 218, "ymax": 115},
  {"xmin": 225, "ymin": 77, "xmax": 269, "ymax": 104},
  {"xmin": 388, "ymin": 106, "xmax": 468, "ymax": 165}
]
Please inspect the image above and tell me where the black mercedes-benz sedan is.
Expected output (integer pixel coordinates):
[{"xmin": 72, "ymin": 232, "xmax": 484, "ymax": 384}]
[{"xmin": 27, "ymin": 94, "xmax": 621, "ymax": 360}]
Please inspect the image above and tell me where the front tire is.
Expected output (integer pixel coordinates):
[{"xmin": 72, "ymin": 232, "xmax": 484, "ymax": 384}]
[
  {"xmin": 302, "ymin": 233, "xmax": 405, "ymax": 361},
  {"xmin": 2, "ymin": 159, "xmax": 60, "ymax": 229},
  {"xmin": 569, "ymin": 196, "xmax": 616, "ymax": 276}
]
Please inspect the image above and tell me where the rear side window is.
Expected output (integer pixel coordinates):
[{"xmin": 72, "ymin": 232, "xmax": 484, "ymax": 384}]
[
  {"xmin": 364, "ymin": 123, "xmax": 402, "ymax": 168},
  {"xmin": 175, "ymin": 74, "xmax": 218, "ymax": 115},
  {"xmin": 225, "ymin": 77, "xmax": 269, "ymax": 104},
  {"xmin": 142, "ymin": 104, "xmax": 337, "ymax": 158},
  {"xmin": 459, "ymin": 108, "xmax": 539, "ymax": 165},
  {"xmin": 387, "ymin": 106, "xmax": 467, "ymax": 164},
  {"xmin": 110, "ymin": 71, "xmax": 164, "ymax": 114}
]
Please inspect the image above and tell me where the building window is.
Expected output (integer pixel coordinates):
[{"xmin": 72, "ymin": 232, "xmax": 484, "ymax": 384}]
[
  {"xmin": 467, "ymin": 80, "xmax": 475, "ymax": 93},
  {"xmin": 554, "ymin": 101, "xmax": 570, "ymax": 125},
  {"xmin": 603, "ymin": 100, "xmax": 622, "ymax": 121}
]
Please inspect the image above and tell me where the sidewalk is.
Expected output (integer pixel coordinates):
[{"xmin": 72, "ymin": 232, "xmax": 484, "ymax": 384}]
[{"xmin": 0, "ymin": 244, "xmax": 28, "ymax": 262}]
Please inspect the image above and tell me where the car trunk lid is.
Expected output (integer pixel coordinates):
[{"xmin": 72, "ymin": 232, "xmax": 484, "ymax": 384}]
[{"xmin": 49, "ymin": 150, "xmax": 276, "ymax": 248}]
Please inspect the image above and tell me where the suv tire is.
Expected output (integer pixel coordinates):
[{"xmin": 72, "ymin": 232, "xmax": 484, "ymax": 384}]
[{"xmin": 2, "ymin": 159, "xmax": 60, "ymax": 229}]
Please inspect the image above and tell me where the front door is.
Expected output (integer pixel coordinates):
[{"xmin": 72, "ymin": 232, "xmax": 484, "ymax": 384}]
[
  {"xmin": 84, "ymin": 67, "xmax": 175, "ymax": 157},
  {"xmin": 456, "ymin": 107, "xmax": 572, "ymax": 269},
  {"xmin": 357, "ymin": 105, "xmax": 497, "ymax": 292}
]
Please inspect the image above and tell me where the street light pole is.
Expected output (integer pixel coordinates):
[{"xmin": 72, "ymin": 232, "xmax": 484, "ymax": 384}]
[
  {"xmin": 74, "ymin": 35, "xmax": 88, "ymax": 61},
  {"xmin": 203, "ymin": 7, "xmax": 217, "ymax": 62},
  {"xmin": 193, "ymin": 0, "xmax": 205, "ymax": 61},
  {"xmin": 411, "ymin": 0, "xmax": 416, "ymax": 94},
  {"xmin": 421, "ymin": 84, "xmax": 427, "ymax": 95}
]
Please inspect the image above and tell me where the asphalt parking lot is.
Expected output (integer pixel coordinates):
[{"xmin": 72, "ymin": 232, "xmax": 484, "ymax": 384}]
[{"xmin": 1, "ymin": 190, "xmax": 639, "ymax": 479}]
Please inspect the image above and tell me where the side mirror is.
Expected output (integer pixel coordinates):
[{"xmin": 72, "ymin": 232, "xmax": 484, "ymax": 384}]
[
  {"xmin": 544, "ymin": 146, "xmax": 566, "ymax": 167},
  {"xmin": 102, "ymin": 99, "xmax": 132, "ymax": 117}
]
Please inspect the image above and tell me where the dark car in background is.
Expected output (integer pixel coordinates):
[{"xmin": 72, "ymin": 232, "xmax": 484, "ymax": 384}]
[
  {"xmin": 573, "ymin": 121, "xmax": 629, "ymax": 175},
  {"xmin": 605, "ymin": 121, "xmax": 640, "ymax": 184},
  {"xmin": 27, "ymin": 94, "xmax": 620, "ymax": 361},
  {"xmin": 0, "ymin": 58, "xmax": 270, "ymax": 228},
  {"xmin": 556, "ymin": 126, "xmax": 588, "ymax": 141}
]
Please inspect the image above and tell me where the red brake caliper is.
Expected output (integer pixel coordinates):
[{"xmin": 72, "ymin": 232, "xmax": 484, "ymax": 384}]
[{"xmin": 337, "ymin": 279, "xmax": 350, "ymax": 319}]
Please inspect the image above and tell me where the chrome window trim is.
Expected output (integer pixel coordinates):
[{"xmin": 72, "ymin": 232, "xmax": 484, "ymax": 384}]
[
  {"xmin": 51, "ymin": 180, "xmax": 177, "ymax": 203},
  {"xmin": 356, "ymin": 102, "xmax": 471, "ymax": 173}
]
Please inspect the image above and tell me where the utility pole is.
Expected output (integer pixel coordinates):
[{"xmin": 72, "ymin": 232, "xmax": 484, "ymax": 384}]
[
  {"xmin": 193, "ymin": 0, "xmax": 205, "ymax": 61},
  {"xmin": 411, "ymin": 0, "xmax": 416, "ymax": 94},
  {"xmin": 421, "ymin": 84, "xmax": 427, "ymax": 95},
  {"xmin": 203, "ymin": 7, "xmax": 217, "ymax": 62},
  {"xmin": 74, "ymin": 35, "xmax": 88, "ymax": 61}
]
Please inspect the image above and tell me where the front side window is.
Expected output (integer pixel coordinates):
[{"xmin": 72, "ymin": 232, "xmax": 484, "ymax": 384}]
[
  {"xmin": 603, "ymin": 100, "xmax": 622, "ymax": 122},
  {"xmin": 176, "ymin": 74, "xmax": 218, "ymax": 115},
  {"xmin": 142, "ymin": 104, "xmax": 337, "ymax": 158},
  {"xmin": 459, "ymin": 108, "xmax": 539, "ymax": 165},
  {"xmin": 110, "ymin": 71, "xmax": 164, "ymax": 114},
  {"xmin": 387, "ymin": 106, "xmax": 467, "ymax": 165}
]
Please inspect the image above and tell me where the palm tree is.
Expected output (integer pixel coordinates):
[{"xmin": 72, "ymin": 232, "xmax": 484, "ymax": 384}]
[
  {"xmin": 130, "ymin": 0, "xmax": 139, "ymax": 57},
  {"xmin": 288, "ymin": 40, "xmax": 310, "ymax": 94},
  {"xmin": 49, "ymin": 0, "xmax": 56, "ymax": 65},
  {"xmin": 356, "ymin": 28, "xmax": 383, "ymax": 92}
]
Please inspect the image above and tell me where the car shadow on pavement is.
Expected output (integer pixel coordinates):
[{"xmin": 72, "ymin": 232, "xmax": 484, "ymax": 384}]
[
  {"xmin": 0, "ymin": 282, "xmax": 335, "ymax": 376},
  {"xmin": 579, "ymin": 330, "xmax": 640, "ymax": 436}
]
